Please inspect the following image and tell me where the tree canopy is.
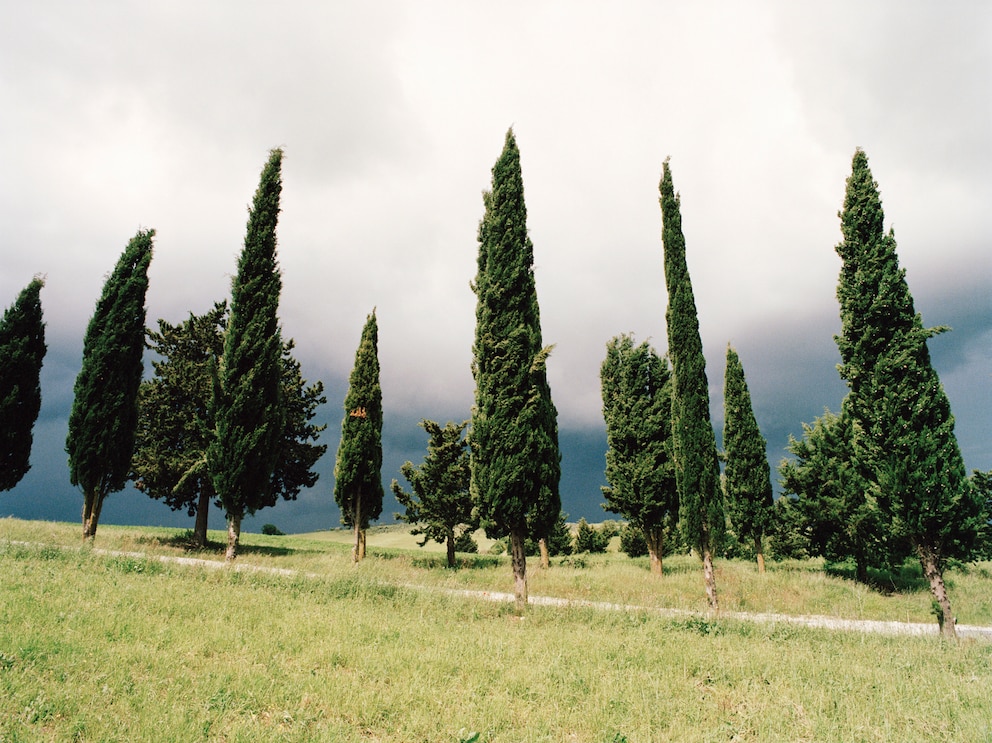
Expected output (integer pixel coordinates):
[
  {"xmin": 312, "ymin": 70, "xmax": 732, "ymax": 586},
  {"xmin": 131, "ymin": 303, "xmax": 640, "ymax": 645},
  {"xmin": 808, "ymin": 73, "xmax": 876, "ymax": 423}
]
[
  {"xmin": 66, "ymin": 230, "xmax": 153, "ymax": 540},
  {"xmin": 0, "ymin": 277, "xmax": 46, "ymax": 492}
]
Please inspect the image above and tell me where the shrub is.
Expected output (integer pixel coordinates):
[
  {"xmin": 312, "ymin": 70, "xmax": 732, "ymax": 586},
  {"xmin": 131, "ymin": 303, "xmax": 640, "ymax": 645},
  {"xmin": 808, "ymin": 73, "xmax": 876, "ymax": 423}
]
[
  {"xmin": 620, "ymin": 522, "xmax": 648, "ymax": 557},
  {"xmin": 261, "ymin": 523, "xmax": 285, "ymax": 536},
  {"xmin": 574, "ymin": 518, "xmax": 609, "ymax": 554},
  {"xmin": 454, "ymin": 531, "xmax": 478, "ymax": 553}
]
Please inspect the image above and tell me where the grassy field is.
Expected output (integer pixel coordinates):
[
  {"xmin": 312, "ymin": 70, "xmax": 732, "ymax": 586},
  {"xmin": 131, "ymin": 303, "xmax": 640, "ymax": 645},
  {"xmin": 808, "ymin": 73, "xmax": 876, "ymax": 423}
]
[{"xmin": 2, "ymin": 518, "xmax": 992, "ymax": 742}]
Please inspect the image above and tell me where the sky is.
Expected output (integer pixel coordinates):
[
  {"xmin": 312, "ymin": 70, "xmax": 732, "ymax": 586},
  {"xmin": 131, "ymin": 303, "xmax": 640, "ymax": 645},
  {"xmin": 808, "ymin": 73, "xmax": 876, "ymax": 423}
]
[{"xmin": 2, "ymin": 1, "xmax": 990, "ymax": 536}]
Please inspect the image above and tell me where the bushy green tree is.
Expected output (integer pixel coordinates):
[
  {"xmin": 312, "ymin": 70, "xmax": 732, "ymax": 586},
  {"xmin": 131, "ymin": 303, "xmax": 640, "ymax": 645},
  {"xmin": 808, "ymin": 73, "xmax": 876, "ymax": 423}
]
[
  {"xmin": 334, "ymin": 310, "xmax": 384, "ymax": 562},
  {"xmin": 67, "ymin": 230, "xmax": 153, "ymax": 540},
  {"xmin": 392, "ymin": 419, "xmax": 474, "ymax": 568},
  {"xmin": 601, "ymin": 333, "xmax": 676, "ymax": 575},
  {"xmin": 779, "ymin": 404, "xmax": 906, "ymax": 582},
  {"xmin": 573, "ymin": 517, "xmax": 610, "ymax": 554},
  {"xmin": 132, "ymin": 302, "xmax": 326, "ymax": 548},
  {"xmin": 208, "ymin": 149, "xmax": 285, "ymax": 561},
  {"xmin": 722, "ymin": 345, "xmax": 774, "ymax": 573},
  {"xmin": 471, "ymin": 129, "xmax": 561, "ymax": 612},
  {"xmin": 659, "ymin": 159, "xmax": 724, "ymax": 609},
  {"xmin": 619, "ymin": 522, "xmax": 648, "ymax": 558},
  {"xmin": 834, "ymin": 149, "xmax": 985, "ymax": 637},
  {"xmin": 0, "ymin": 277, "xmax": 46, "ymax": 491}
]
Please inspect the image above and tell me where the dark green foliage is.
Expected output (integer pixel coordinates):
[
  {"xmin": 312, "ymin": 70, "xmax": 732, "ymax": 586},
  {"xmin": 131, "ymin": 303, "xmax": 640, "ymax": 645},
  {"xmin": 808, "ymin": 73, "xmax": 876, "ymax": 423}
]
[
  {"xmin": 392, "ymin": 419, "xmax": 475, "ymax": 567},
  {"xmin": 779, "ymin": 405, "xmax": 907, "ymax": 580},
  {"xmin": 765, "ymin": 496, "xmax": 811, "ymax": 561},
  {"xmin": 334, "ymin": 311, "xmax": 384, "ymax": 533},
  {"xmin": 545, "ymin": 511, "xmax": 574, "ymax": 557},
  {"xmin": 834, "ymin": 150, "xmax": 984, "ymax": 632},
  {"xmin": 600, "ymin": 334, "xmax": 677, "ymax": 565},
  {"xmin": 971, "ymin": 470, "xmax": 992, "ymax": 560},
  {"xmin": 620, "ymin": 522, "xmax": 648, "ymax": 558},
  {"xmin": 66, "ymin": 230, "xmax": 154, "ymax": 538},
  {"xmin": 659, "ymin": 160, "xmax": 723, "ymax": 602},
  {"xmin": 0, "ymin": 277, "xmax": 46, "ymax": 491},
  {"xmin": 260, "ymin": 523, "xmax": 285, "ymax": 536},
  {"xmin": 470, "ymin": 129, "xmax": 561, "ymax": 545},
  {"xmin": 722, "ymin": 346, "xmax": 773, "ymax": 567},
  {"xmin": 207, "ymin": 149, "xmax": 285, "ymax": 558},
  {"xmin": 574, "ymin": 518, "xmax": 610, "ymax": 554},
  {"xmin": 132, "ymin": 302, "xmax": 326, "ymax": 546},
  {"xmin": 133, "ymin": 303, "xmax": 227, "ymax": 520},
  {"xmin": 453, "ymin": 531, "xmax": 479, "ymax": 554}
]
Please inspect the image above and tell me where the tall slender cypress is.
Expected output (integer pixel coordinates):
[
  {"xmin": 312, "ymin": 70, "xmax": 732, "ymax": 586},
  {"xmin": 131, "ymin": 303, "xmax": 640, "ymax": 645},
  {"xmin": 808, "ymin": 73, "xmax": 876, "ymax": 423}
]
[
  {"xmin": 834, "ymin": 149, "xmax": 984, "ymax": 637},
  {"xmin": 208, "ymin": 149, "xmax": 285, "ymax": 561},
  {"xmin": 659, "ymin": 159, "xmax": 723, "ymax": 610},
  {"xmin": 0, "ymin": 277, "xmax": 47, "ymax": 491},
  {"xmin": 334, "ymin": 310, "xmax": 384, "ymax": 562},
  {"xmin": 722, "ymin": 345, "xmax": 773, "ymax": 573},
  {"xmin": 471, "ymin": 128, "xmax": 561, "ymax": 613},
  {"xmin": 600, "ymin": 334, "xmax": 676, "ymax": 575},
  {"xmin": 67, "ymin": 230, "xmax": 154, "ymax": 539}
]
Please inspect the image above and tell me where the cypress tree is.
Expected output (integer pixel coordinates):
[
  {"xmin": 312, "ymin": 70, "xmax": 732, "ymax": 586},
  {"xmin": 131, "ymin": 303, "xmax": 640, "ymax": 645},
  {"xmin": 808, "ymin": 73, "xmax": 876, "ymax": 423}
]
[
  {"xmin": 334, "ymin": 310, "xmax": 384, "ymax": 562},
  {"xmin": 471, "ymin": 128, "xmax": 561, "ymax": 612},
  {"xmin": 600, "ymin": 333, "xmax": 677, "ymax": 575},
  {"xmin": 392, "ymin": 419, "xmax": 474, "ymax": 568},
  {"xmin": 834, "ymin": 149, "xmax": 985, "ymax": 637},
  {"xmin": 0, "ymin": 277, "xmax": 47, "ymax": 491},
  {"xmin": 208, "ymin": 148, "xmax": 285, "ymax": 561},
  {"xmin": 66, "ymin": 230, "xmax": 154, "ymax": 539},
  {"xmin": 658, "ymin": 159, "xmax": 724, "ymax": 610},
  {"xmin": 722, "ymin": 345, "xmax": 774, "ymax": 573}
]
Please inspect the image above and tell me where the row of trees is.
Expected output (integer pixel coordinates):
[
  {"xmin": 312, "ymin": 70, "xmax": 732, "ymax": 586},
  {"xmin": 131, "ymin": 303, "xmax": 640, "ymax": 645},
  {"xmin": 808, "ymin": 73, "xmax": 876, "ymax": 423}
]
[{"xmin": 2, "ymin": 137, "xmax": 987, "ymax": 637}]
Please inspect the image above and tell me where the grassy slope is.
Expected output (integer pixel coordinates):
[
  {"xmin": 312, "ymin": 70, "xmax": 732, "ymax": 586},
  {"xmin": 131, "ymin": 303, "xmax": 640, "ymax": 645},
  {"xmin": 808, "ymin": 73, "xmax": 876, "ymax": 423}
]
[{"xmin": 2, "ymin": 518, "xmax": 992, "ymax": 742}]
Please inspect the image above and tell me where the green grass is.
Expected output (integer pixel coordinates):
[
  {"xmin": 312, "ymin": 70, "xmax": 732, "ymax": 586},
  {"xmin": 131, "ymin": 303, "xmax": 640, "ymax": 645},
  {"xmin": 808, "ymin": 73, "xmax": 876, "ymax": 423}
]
[{"xmin": 2, "ymin": 518, "xmax": 992, "ymax": 741}]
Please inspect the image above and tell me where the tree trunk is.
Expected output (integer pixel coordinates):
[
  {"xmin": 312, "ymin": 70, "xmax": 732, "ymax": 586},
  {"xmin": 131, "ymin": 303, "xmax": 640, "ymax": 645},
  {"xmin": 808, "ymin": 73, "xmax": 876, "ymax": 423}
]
[
  {"xmin": 352, "ymin": 494, "xmax": 363, "ymax": 563},
  {"xmin": 538, "ymin": 538, "xmax": 550, "ymax": 570},
  {"xmin": 225, "ymin": 511, "xmax": 242, "ymax": 562},
  {"xmin": 446, "ymin": 527, "xmax": 456, "ymax": 568},
  {"xmin": 917, "ymin": 541, "xmax": 956, "ymax": 639},
  {"xmin": 358, "ymin": 529, "xmax": 367, "ymax": 560},
  {"xmin": 644, "ymin": 526, "xmax": 664, "ymax": 576},
  {"xmin": 702, "ymin": 545, "xmax": 719, "ymax": 612},
  {"xmin": 193, "ymin": 490, "xmax": 211, "ymax": 548},
  {"xmin": 754, "ymin": 535, "xmax": 765, "ymax": 574},
  {"xmin": 82, "ymin": 489, "xmax": 103, "ymax": 541},
  {"xmin": 509, "ymin": 528, "xmax": 528, "ymax": 614}
]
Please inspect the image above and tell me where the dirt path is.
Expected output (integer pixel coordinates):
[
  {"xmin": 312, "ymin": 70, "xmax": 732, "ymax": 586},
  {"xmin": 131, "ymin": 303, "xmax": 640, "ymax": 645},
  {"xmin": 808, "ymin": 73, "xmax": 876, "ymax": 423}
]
[{"xmin": 17, "ymin": 541, "xmax": 992, "ymax": 640}]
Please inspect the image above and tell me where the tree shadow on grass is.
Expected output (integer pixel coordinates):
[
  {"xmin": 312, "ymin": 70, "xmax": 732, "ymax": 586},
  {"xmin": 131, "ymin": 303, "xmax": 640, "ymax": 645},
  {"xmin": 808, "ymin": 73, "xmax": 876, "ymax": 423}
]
[
  {"xmin": 824, "ymin": 559, "xmax": 929, "ymax": 594},
  {"xmin": 411, "ymin": 553, "xmax": 505, "ymax": 570},
  {"xmin": 148, "ymin": 531, "xmax": 315, "ymax": 558}
]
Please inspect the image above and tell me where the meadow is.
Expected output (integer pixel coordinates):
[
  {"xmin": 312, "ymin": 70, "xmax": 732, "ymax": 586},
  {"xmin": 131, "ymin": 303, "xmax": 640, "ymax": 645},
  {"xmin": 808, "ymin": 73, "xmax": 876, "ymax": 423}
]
[{"xmin": 2, "ymin": 517, "xmax": 991, "ymax": 742}]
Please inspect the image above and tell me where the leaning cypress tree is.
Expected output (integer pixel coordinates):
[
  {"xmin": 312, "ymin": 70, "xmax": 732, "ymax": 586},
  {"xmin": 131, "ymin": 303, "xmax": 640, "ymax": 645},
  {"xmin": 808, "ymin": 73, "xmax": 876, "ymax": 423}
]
[
  {"xmin": 834, "ymin": 149, "xmax": 984, "ymax": 637},
  {"xmin": 208, "ymin": 148, "xmax": 285, "ymax": 561},
  {"xmin": 658, "ymin": 159, "xmax": 724, "ymax": 610},
  {"xmin": 66, "ymin": 230, "xmax": 154, "ymax": 539},
  {"xmin": 471, "ymin": 128, "xmax": 561, "ymax": 613},
  {"xmin": 0, "ymin": 277, "xmax": 47, "ymax": 491},
  {"xmin": 722, "ymin": 345, "xmax": 774, "ymax": 573},
  {"xmin": 600, "ymin": 333, "xmax": 677, "ymax": 575},
  {"xmin": 334, "ymin": 310, "xmax": 384, "ymax": 562}
]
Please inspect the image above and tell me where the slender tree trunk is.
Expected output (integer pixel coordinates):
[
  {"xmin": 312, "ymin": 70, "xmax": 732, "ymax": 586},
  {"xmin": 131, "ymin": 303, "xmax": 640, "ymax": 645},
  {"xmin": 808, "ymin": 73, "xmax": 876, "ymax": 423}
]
[
  {"xmin": 82, "ymin": 489, "xmax": 103, "ymax": 541},
  {"xmin": 645, "ymin": 526, "xmax": 664, "ymax": 576},
  {"xmin": 352, "ymin": 494, "xmax": 363, "ymax": 563},
  {"xmin": 358, "ymin": 529, "xmax": 367, "ymax": 560},
  {"xmin": 509, "ymin": 527, "xmax": 528, "ymax": 614},
  {"xmin": 702, "ymin": 545, "xmax": 719, "ymax": 612},
  {"xmin": 193, "ymin": 490, "xmax": 211, "ymax": 548},
  {"xmin": 538, "ymin": 538, "xmax": 550, "ymax": 569},
  {"xmin": 917, "ymin": 541, "xmax": 956, "ymax": 639},
  {"xmin": 225, "ymin": 511, "xmax": 242, "ymax": 562},
  {"xmin": 446, "ymin": 526, "xmax": 456, "ymax": 568},
  {"xmin": 754, "ymin": 535, "xmax": 765, "ymax": 574}
]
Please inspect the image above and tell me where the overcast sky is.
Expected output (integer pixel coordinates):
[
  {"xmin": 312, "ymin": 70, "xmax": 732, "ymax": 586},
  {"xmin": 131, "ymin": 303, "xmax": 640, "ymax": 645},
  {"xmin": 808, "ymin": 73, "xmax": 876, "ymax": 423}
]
[{"xmin": 2, "ymin": 1, "xmax": 990, "ymax": 534}]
